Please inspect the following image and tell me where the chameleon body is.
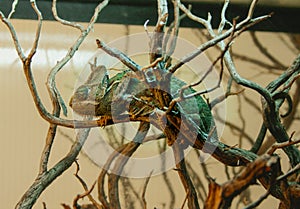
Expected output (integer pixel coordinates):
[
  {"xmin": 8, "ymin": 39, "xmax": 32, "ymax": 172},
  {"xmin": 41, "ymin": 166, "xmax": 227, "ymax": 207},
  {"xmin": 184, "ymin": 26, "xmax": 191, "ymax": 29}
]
[{"xmin": 70, "ymin": 65, "xmax": 215, "ymax": 144}]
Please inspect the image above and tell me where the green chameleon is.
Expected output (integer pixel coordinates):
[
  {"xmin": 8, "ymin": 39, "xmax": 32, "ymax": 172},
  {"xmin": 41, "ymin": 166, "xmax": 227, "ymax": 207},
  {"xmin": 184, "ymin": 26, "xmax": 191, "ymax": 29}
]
[{"xmin": 69, "ymin": 62, "xmax": 216, "ymax": 146}]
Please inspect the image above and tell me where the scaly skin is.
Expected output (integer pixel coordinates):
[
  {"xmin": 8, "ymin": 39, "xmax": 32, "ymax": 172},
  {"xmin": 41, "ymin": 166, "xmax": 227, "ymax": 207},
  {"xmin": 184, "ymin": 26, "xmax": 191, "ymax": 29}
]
[{"xmin": 69, "ymin": 65, "xmax": 214, "ymax": 138}]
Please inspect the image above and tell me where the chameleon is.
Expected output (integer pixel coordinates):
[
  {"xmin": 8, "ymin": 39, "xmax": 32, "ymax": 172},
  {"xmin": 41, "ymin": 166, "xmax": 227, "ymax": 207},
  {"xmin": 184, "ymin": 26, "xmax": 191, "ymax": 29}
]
[{"xmin": 69, "ymin": 61, "xmax": 216, "ymax": 146}]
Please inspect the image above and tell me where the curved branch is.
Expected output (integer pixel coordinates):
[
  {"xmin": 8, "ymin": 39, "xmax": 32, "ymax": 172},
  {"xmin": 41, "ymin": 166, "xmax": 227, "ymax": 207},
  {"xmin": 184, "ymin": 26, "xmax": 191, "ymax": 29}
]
[
  {"xmin": 173, "ymin": 142, "xmax": 200, "ymax": 209},
  {"xmin": 108, "ymin": 122, "xmax": 149, "ymax": 209},
  {"xmin": 52, "ymin": 0, "xmax": 85, "ymax": 31},
  {"xmin": 15, "ymin": 128, "xmax": 91, "ymax": 209}
]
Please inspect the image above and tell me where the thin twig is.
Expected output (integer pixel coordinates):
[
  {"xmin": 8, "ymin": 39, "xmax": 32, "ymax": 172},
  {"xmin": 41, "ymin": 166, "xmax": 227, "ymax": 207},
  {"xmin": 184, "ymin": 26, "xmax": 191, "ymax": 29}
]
[
  {"xmin": 16, "ymin": 127, "xmax": 91, "ymax": 209},
  {"xmin": 172, "ymin": 142, "xmax": 200, "ymax": 209},
  {"xmin": 267, "ymin": 138, "xmax": 300, "ymax": 155},
  {"xmin": 0, "ymin": 11, "xmax": 26, "ymax": 61},
  {"xmin": 171, "ymin": 0, "xmax": 271, "ymax": 73},
  {"xmin": 142, "ymin": 171, "xmax": 153, "ymax": 209},
  {"xmin": 8, "ymin": 0, "xmax": 19, "ymax": 19},
  {"xmin": 74, "ymin": 161, "xmax": 103, "ymax": 209},
  {"xmin": 277, "ymin": 163, "xmax": 300, "ymax": 182},
  {"xmin": 218, "ymin": 0, "xmax": 230, "ymax": 34},
  {"xmin": 52, "ymin": 0, "xmax": 84, "ymax": 31},
  {"xmin": 96, "ymin": 39, "xmax": 141, "ymax": 72},
  {"xmin": 180, "ymin": 191, "xmax": 189, "ymax": 209},
  {"xmin": 28, "ymin": 0, "xmax": 43, "ymax": 61},
  {"xmin": 73, "ymin": 181, "xmax": 97, "ymax": 209},
  {"xmin": 108, "ymin": 122, "xmax": 149, "ymax": 209}
]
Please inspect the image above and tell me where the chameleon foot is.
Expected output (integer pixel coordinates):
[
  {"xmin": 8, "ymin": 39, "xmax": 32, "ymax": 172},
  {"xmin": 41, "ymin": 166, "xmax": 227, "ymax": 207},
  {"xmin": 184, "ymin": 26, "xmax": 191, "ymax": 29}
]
[{"xmin": 97, "ymin": 116, "xmax": 112, "ymax": 127}]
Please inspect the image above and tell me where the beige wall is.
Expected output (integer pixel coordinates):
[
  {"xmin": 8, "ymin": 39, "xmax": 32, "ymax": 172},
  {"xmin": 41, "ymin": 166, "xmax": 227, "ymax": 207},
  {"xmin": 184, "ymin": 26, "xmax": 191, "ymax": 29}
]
[{"xmin": 1, "ymin": 18, "xmax": 299, "ymax": 209}]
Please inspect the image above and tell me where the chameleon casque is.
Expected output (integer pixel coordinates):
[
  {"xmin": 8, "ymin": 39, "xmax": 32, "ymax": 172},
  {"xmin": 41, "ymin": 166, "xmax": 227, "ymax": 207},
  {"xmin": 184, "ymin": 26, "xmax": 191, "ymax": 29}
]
[{"xmin": 69, "ymin": 59, "xmax": 216, "ymax": 147}]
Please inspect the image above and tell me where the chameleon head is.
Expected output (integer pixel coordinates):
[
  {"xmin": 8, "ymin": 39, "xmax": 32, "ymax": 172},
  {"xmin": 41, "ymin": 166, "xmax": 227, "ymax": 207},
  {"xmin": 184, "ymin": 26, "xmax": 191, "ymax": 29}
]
[{"xmin": 69, "ymin": 65, "xmax": 109, "ymax": 116}]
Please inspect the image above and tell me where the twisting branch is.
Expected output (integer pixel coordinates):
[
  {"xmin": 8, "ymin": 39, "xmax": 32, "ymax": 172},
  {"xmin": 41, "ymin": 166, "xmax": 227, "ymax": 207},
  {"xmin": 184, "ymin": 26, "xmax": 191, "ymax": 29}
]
[
  {"xmin": 108, "ymin": 122, "xmax": 149, "ymax": 209},
  {"xmin": 28, "ymin": 0, "xmax": 42, "ymax": 60},
  {"xmin": 74, "ymin": 161, "xmax": 102, "ymax": 209},
  {"xmin": 48, "ymin": 0, "xmax": 110, "ymax": 116},
  {"xmin": 7, "ymin": 0, "xmax": 19, "ymax": 19},
  {"xmin": 149, "ymin": 0, "xmax": 168, "ymax": 63},
  {"xmin": 0, "ymin": 11, "xmax": 26, "ymax": 61},
  {"xmin": 170, "ymin": 0, "xmax": 271, "ymax": 73},
  {"xmin": 173, "ymin": 141, "xmax": 200, "ymax": 209},
  {"xmin": 183, "ymin": 0, "xmax": 300, "ymax": 167},
  {"xmin": 0, "ymin": 1, "xmax": 111, "ymax": 208},
  {"xmin": 204, "ymin": 155, "xmax": 279, "ymax": 209},
  {"xmin": 1, "ymin": 0, "xmax": 115, "ymax": 129},
  {"xmin": 15, "ymin": 126, "xmax": 91, "ymax": 209},
  {"xmin": 52, "ymin": 0, "xmax": 85, "ymax": 31},
  {"xmin": 142, "ymin": 171, "xmax": 153, "ymax": 209},
  {"xmin": 96, "ymin": 39, "xmax": 141, "ymax": 72}
]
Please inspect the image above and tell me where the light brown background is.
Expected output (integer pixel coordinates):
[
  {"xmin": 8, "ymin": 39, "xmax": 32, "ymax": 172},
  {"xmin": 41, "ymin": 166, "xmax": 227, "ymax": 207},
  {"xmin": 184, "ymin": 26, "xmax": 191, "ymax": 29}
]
[{"xmin": 1, "ymin": 18, "xmax": 299, "ymax": 209}]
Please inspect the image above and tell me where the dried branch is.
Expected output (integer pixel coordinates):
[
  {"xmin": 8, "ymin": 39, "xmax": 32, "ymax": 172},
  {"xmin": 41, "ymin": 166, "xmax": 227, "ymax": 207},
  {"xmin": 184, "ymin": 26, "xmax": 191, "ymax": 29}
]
[
  {"xmin": 7, "ymin": 0, "xmax": 19, "ymax": 19},
  {"xmin": 28, "ymin": 0, "xmax": 42, "ymax": 60},
  {"xmin": 97, "ymin": 143, "xmax": 129, "ymax": 209},
  {"xmin": 149, "ymin": 0, "xmax": 168, "ymax": 63},
  {"xmin": 267, "ymin": 138, "xmax": 300, "ymax": 155},
  {"xmin": 142, "ymin": 171, "xmax": 153, "ymax": 209},
  {"xmin": 170, "ymin": 0, "xmax": 271, "ymax": 73},
  {"xmin": 1, "ymin": 1, "xmax": 111, "ymax": 208},
  {"xmin": 96, "ymin": 39, "xmax": 141, "ymax": 72},
  {"xmin": 157, "ymin": 141, "xmax": 176, "ymax": 209},
  {"xmin": 204, "ymin": 155, "xmax": 279, "ymax": 209},
  {"xmin": 16, "ymin": 127, "xmax": 91, "ymax": 209},
  {"xmin": 108, "ymin": 142, "xmax": 141, "ymax": 209},
  {"xmin": 173, "ymin": 142, "xmax": 200, "ymax": 209},
  {"xmin": 47, "ymin": 0, "xmax": 110, "ymax": 117},
  {"xmin": 163, "ymin": 0, "xmax": 180, "ymax": 59},
  {"xmin": 74, "ymin": 161, "xmax": 103, "ymax": 209},
  {"xmin": 108, "ymin": 122, "xmax": 149, "ymax": 209},
  {"xmin": 52, "ymin": 0, "xmax": 84, "ymax": 31},
  {"xmin": 0, "ymin": 11, "xmax": 26, "ymax": 61},
  {"xmin": 73, "ymin": 181, "xmax": 97, "ymax": 209}
]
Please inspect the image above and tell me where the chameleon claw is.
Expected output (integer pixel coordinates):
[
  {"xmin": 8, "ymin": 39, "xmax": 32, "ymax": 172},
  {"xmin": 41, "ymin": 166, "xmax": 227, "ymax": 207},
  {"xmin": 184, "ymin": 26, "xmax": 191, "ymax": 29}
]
[{"xmin": 98, "ymin": 116, "xmax": 112, "ymax": 127}]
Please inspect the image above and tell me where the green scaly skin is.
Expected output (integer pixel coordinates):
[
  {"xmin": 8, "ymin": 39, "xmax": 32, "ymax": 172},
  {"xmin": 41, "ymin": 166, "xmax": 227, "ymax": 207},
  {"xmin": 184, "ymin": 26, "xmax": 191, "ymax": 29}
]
[{"xmin": 70, "ymin": 67, "xmax": 215, "ymax": 139}]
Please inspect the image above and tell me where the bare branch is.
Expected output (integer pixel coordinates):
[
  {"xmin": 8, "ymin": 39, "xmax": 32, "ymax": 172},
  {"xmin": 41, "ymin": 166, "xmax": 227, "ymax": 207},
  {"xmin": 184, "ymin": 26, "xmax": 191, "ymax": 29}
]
[
  {"xmin": 204, "ymin": 155, "xmax": 278, "ymax": 209},
  {"xmin": 142, "ymin": 171, "xmax": 153, "ymax": 209},
  {"xmin": 267, "ymin": 138, "xmax": 300, "ymax": 155},
  {"xmin": 73, "ymin": 181, "xmax": 97, "ymax": 209},
  {"xmin": 172, "ymin": 142, "xmax": 200, "ymax": 209},
  {"xmin": 96, "ymin": 39, "xmax": 141, "ymax": 72},
  {"xmin": 74, "ymin": 161, "xmax": 102, "ymax": 209},
  {"xmin": 28, "ymin": 0, "xmax": 43, "ymax": 60},
  {"xmin": 218, "ymin": 0, "xmax": 230, "ymax": 34},
  {"xmin": 7, "ymin": 0, "xmax": 19, "ymax": 19},
  {"xmin": 52, "ymin": 0, "xmax": 85, "ymax": 31},
  {"xmin": 16, "ymin": 127, "xmax": 91, "ymax": 209},
  {"xmin": 47, "ymin": 0, "xmax": 110, "ymax": 117},
  {"xmin": 157, "ymin": 0, "xmax": 168, "ymax": 20},
  {"xmin": 164, "ymin": 0, "xmax": 180, "ymax": 59},
  {"xmin": 38, "ymin": 124, "xmax": 57, "ymax": 175},
  {"xmin": 277, "ymin": 163, "xmax": 300, "ymax": 182},
  {"xmin": 171, "ymin": 0, "xmax": 271, "ymax": 73},
  {"xmin": 108, "ymin": 122, "xmax": 149, "ymax": 209},
  {"xmin": 0, "ymin": 12, "xmax": 26, "ymax": 61}
]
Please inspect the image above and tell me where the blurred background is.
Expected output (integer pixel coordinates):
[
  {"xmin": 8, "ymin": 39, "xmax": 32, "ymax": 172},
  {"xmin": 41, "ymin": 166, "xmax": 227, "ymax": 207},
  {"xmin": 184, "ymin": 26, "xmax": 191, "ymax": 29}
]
[{"xmin": 0, "ymin": 1, "xmax": 299, "ymax": 208}]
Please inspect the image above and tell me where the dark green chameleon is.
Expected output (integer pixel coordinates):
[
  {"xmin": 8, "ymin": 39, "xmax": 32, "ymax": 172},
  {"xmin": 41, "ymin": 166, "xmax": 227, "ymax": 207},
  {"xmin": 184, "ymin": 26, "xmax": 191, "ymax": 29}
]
[{"xmin": 69, "ymin": 63, "xmax": 216, "ymax": 145}]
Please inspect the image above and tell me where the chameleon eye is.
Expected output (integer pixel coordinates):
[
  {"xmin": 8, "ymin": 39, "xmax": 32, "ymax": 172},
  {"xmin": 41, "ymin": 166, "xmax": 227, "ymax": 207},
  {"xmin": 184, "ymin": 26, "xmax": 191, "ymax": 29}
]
[{"xmin": 75, "ymin": 86, "xmax": 90, "ymax": 100}]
